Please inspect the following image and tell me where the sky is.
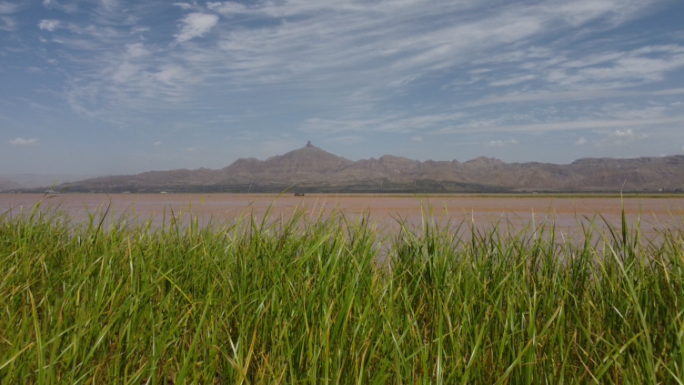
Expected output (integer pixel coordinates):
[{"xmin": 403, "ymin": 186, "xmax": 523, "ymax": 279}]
[{"xmin": 1, "ymin": 0, "xmax": 684, "ymax": 176}]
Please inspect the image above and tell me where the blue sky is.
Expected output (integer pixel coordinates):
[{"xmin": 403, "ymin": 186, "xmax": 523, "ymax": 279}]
[{"xmin": 1, "ymin": 0, "xmax": 684, "ymax": 175}]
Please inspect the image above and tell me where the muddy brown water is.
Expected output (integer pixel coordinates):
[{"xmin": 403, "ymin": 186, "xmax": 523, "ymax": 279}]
[{"xmin": 2, "ymin": 194, "xmax": 683, "ymax": 240}]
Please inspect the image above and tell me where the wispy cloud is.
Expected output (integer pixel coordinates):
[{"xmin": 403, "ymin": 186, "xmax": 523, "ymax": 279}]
[
  {"xmin": 9, "ymin": 138, "xmax": 38, "ymax": 146},
  {"xmin": 610, "ymin": 128, "xmax": 647, "ymax": 138},
  {"xmin": 207, "ymin": 1, "xmax": 249, "ymax": 15},
  {"xmin": 175, "ymin": 13, "xmax": 218, "ymax": 43},
  {"xmin": 301, "ymin": 112, "xmax": 467, "ymax": 134},
  {"xmin": 468, "ymin": 87, "xmax": 684, "ymax": 106},
  {"xmin": 38, "ymin": 19, "xmax": 62, "ymax": 31},
  {"xmin": 0, "ymin": 15, "xmax": 14, "ymax": 31},
  {"xmin": 594, "ymin": 128, "xmax": 649, "ymax": 147},
  {"xmin": 487, "ymin": 139, "xmax": 518, "ymax": 147},
  {"xmin": 0, "ymin": 1, "xmax": 20, "ymax": 14},
  {"xmin": 437, "ymin": 116, "xmax": 684, "ymax": 134},
  {"xmin": 41, "ymin": 0, "xmax": 79, "ymax": 13},
  {"xmin": 173, "ymin": 3, "xmax": 194, "ymax": 11},
  {"xmin": 575, "ymin": 136, "xmax": 587, "ymax": 145},
  {"xmin": 0, "ymin": 1, "xmax": 20, "ymax": 31},
  {"xmin": 490, "ymin": 75, "xmax": 536, "ymax": 87},
  {"xmin": 545, "ymin": 45, "xmax": 684, "ymax": 88}
]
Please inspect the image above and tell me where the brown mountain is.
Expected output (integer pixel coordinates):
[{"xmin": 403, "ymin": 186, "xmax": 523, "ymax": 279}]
[{"xmin": 54, "ymin": 142, "xmax": 684, "ymax": 193}]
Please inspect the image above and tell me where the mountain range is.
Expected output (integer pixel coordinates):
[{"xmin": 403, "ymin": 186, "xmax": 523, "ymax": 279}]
[
  {"xmin": 0, "ymin": 177, "xmax": 20, "ymax": 191},
  {"xmin": 12, "ymin": 142, "xmax": 684, "ymax": 193}
]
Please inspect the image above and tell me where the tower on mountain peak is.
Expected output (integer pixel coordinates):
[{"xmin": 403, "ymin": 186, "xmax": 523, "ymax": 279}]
[{"xmin": 306, "ymin": 141, "xmax": 313, "ymax": 148}]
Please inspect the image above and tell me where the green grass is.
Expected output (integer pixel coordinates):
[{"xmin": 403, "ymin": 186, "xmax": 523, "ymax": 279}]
[{"xmin": 1, "ymin": 202, "xmax": 684, "ymax": 383}]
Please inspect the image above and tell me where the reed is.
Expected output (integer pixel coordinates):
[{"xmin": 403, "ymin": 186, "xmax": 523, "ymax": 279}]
[{"xmin": 1, "ymin": 202, "xmax": 683, "ymax": 383}]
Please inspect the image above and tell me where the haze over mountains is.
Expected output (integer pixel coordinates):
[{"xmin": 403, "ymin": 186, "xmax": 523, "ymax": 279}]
[
  {"xmin": 0, "ymin": 177, "xmax": 20, "ymax": 191},
  {"xmin": 7, "ymin": 142, "xmax": 684, "ymax": 194},
  {"xmin": 0, "ymin": 174, "xmax": 101, "ymax": 191}
]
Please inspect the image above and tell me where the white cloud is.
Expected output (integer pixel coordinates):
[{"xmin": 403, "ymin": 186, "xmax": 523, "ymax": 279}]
[
  {"xmin": 469, "ymin": 87, "xmax": 684, "ymax": 106},
  {"xmin": 0, "ymin": 2, "xmax": 19, "ymax": 14},
  {"xmin": 175, "ymin": 13, "xmax": 219, "ymax": 43},
  {"xmin": 111, "ymin": 62, "xmax": 141, "ymax": 83},
  {"xmin": 125, "ymin": 43, "xmax": 149, "ymax": 58},
  {"xmin": 575, "ymin": 136, "xmax": 586, "ymax": 145},
  {"xmin": 546, "ymin": 45, "xmax": 684, "ymax": 88},
  {"xmin": 437, "ymin": 116, "xmax": 684, "ymax": 134},
  {"xmin": 130, "ymin": 26, "xmax": 150, "ymax": 34},
  {"xmin": 173, "ymin": 3, "xmax": 193, "ymax": 10},
  {"xmin": 488, "ymin": 139, "xmax": 517, "ymax": 147},
  {"xmin": 0, "ymin": 15, "xmax": 15, "ymax": 31},
  {"xmin": 489, "ymin": 74, "xmax": 536, "ymax": 87},
  {"xmin": 38, "ymin": 19, "xmax": 62, "ymax": 31},
  {"xmin": 550, "ymin": 0, "xmax": 650, "ymax": 26},
  {"xmin": 99, "ymin": 0, "xmax": 119, "ymax": 11},
  {"xmin": 9, "ymin": 138, "xmax": 38, "ymax": 146},
  {"xmin": 155, "ymin": 65, "xmax": 186, "ymax": 83},
  {"xmin": 469, "ymin": 44, "xmax": 684, "ymax": 106},
  {"xmin": 610, "ymin": 128, "xmax": 646, "ymax": 138},
  {"xmin": 599, "ymin": 104, "xmax": 666, "ymax": 120},
  {"xmin": 153, "ymin": 141, "xmax": 162, "ymax": 147},
  {"xmin": 301, "ymin": 112, "xmax": 466, "ymax": 134},
  {"xmin": 594, "ymin": 128, "xmax": 648, "ymax": 147},
  {"xmin": 552, "ymin": 1, "xmax": 617, "ymax": 25},
  {"xmin": 412, "ymin": 136, "xmax": 423, "ymax": 142},
  {"xmin": 41, "ymin": 0, "xmax": 78, "ymax": 12},
  {"xmin": 207, "ymin": 1, "xmax": 249, "ymax": 15}
]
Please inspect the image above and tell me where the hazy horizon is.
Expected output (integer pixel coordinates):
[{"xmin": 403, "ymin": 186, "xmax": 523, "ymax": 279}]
[{"xmin": 2, "ymin": 0, "xmax": 684, "ymax": 175}]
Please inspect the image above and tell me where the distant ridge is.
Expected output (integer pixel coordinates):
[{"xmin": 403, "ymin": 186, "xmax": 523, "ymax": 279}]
[
  {"xmin": 36, "ymin": 142, "xmax": 684, "ymax": 193},
  {"xmin": 0, "ymin": 177, "xmax": 20, "ymax": 192}
]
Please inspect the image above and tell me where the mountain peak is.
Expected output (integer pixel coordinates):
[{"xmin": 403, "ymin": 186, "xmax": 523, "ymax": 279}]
[
  {"xmin": 306, "ymin": 141, "xmax": 314, "ymax": 148},
  {"xmin": 465, "ymin": 156, "xmax": 504, "ymax": 165}
]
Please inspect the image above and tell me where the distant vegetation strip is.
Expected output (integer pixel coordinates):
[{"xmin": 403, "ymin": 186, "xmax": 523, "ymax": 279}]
[
  {"xmin": 8, "ymin": 191, "xmax": 684, "ymax": 199},
  {"xmin": 1, "ymin": 204, "xmax": 684, "ymax": 383}
]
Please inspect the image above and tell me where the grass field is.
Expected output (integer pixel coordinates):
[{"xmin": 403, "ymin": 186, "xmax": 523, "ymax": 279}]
[{"xmin": 1, "ymin": 203, "xmax": 684, "ymax": 383}]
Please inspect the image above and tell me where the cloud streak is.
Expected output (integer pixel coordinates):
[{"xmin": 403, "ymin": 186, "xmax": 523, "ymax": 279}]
[
  {"xmin": 38, "ymin": 19, "xmax": 61, "ymax": 31},
  {"xmin": 439, "ymin": 116, "xmax": 684, "ymax": 134},
  {"xmin": 488, "ymin": 139, "xmax": 518, "ymax": 147},
  {"xmin": 0, "ymin": 1, "xmax": 20, "ymax": 14},
  {"xmin": 9, "ymin": 138, "xmax": 38, "ymax": 146},
  {"xmin": 175, "ymin": 13, "xmax": 218, "ymax": 43},
  {"xmin": 595, "ymin": 128, "xmax": 648, "ymax": 146}
]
